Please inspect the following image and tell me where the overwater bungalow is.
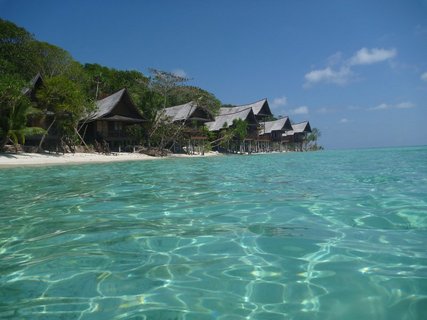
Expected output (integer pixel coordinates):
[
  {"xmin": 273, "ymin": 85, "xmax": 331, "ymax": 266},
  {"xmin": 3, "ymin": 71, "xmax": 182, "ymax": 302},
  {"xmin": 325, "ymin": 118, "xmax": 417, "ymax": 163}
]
[
  {"xmin": 80, "ymin": 88, "xmax": 146, "ymax": 151},
  {"xmin": 282, "ymin": 121, "xmax": 312, "ymax": 151},
  {"xmin": 158, "ymin": 101, "xmax": 214, "ymax": 154},
  {"xmin": 258, "ymin": 117, "xmax": 293, "ymax": 151},
  {"xmin": 260, "ymin": 117, "xmax": 293, "ymax": 141}
]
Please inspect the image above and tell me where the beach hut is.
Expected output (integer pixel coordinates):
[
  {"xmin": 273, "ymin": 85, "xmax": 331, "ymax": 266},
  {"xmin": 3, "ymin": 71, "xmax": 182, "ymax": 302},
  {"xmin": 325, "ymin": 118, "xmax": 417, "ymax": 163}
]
[
  {"xmin": 159, "ymin": 101, "xmax": 214, "ymax": 125},
  {"xmin": 260, "ymin": 117, "xmax": 293, "ymax": 140},
  {"xmin": 236, "ymin": 99, "xmax": 273, "ymax": 121},
  {"xmin": 80, "ymin": 88, "xmax": 146, "ymax": 151},
  {"xmin": 282, "ymin": 121, "xmax": 312, "ymax": 151},
  {"xmin": 205, "ymin": 106, "xmax": 258, "ymax": 132},
  {"xmin": 157, "ymin": 101, "xmax": 214, "ymax": 154},
  {"xmin": 205, "ymin": 107, "xmax": 259, "ymax": 153},
  {"xmin": 259, "ymin": 117, "xmax": 293, "ymax": 151}
]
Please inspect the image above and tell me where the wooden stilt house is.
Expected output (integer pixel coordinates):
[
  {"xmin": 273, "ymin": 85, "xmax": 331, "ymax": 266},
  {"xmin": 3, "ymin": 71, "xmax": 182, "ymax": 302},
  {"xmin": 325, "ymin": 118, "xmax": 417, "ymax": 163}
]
[
  {"xmin": 80, "ymin": 88, "xmax": 146, "ymax": 151},
  {"xmin": 259, "ymin": 117, "xmax": 293, "ymax": 151},
  {"xmin": 158, "ymin": 101, "xmax": 214, "ymax": 154},
  {"xmin": 206, "ymin": 106, "xmax": 259, "ymax": 153},
  {"xmin": 282, "ymin": 121, "xmax": 312, "ymax": 151}
]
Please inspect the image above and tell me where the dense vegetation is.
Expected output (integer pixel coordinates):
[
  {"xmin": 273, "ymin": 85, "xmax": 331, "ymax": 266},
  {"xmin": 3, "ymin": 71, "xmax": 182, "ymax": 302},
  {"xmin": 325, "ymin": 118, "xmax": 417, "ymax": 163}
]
[{"xmin": 0, "ymin": 18, "xmax": 320, "ymax": 153}]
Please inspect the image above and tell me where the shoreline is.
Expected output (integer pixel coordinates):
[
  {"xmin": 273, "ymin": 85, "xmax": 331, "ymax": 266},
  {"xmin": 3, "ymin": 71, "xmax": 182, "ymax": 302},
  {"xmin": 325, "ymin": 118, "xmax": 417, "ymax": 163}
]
[{"xmin": 0, "ymin": 151, "xmax": 220, "ymax": 168}]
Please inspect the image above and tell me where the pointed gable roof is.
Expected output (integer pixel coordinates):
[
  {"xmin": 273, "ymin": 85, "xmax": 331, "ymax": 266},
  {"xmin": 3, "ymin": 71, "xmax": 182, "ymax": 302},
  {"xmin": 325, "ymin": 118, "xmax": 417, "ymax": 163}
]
[
  {"xmin": 261, "ymin": 117, "xmax": 292, "ymax": 135},
  {"xmin": 22, "ymin": 73, "xmax": 43, "ymax": 96},
  {"xmin": 85, "ymin": 88, "xmax": 145, "ymax": 122},
  {"xmin": 160, "ymin": 101, "xmax": 214, "ymax": 123},
  {"xmin": 283, "ymin": 121, "xmax": 312, "ymax": 137},
  {"xmin": 292, "ymin": 121, "xmax": 312, "ymax": 133},
  {"xmin": 236, "ymin": 99, "xmax": 272, "ymax": 117},
  {"xmin": 205, "ymin": 107, "xmax": 256, "ymax": 131}
]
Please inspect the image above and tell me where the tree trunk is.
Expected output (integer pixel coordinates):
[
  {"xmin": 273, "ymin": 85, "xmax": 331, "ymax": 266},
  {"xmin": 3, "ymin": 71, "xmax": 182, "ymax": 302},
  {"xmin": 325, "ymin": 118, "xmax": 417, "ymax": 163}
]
[{"xmin": 38, "ymin": 116, "xmax": 56, "ymax": 152}]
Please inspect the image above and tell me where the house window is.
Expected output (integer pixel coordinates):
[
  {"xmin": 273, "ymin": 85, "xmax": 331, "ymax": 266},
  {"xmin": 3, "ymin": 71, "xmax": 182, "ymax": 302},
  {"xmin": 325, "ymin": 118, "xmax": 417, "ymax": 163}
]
[{"xmin": 114, "ymin": 122, "xmax": 122, "ymax": 131}]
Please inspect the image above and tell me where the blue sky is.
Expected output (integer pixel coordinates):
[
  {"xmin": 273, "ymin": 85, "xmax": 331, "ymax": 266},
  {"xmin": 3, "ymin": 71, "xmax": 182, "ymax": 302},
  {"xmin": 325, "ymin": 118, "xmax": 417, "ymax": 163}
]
[{"xmin": 1, "ymin": 0, "xmax": 427, "ymax": 149}]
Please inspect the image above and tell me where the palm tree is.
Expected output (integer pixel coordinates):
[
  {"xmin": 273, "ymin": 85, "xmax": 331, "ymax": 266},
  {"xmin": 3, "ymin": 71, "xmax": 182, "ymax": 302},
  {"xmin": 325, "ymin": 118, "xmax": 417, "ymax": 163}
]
[{"xmin": 0, "ymin": 74, "xmax": 45, "ymax": 152}]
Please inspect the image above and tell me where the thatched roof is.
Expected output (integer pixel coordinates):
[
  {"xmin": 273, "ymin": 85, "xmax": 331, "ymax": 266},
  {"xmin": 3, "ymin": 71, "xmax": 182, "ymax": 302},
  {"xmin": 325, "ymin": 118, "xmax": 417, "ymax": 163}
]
[
  {"xmin": 260, "ymin": 117, "xmax": 292, "ymax": 135},
  {"xmin": 22, "ymin": 73, "xmax": 43, "ymax": 96},
  {"xmin": 159, "ymin": 101, "xmax": 214, "ymax": 123},
  {"xmin": 84, "ymin": 88, "xmax": 145, "ymax": 122},
  {"xmin": 205, "ymin": 107, "xmax": 256, "ymax": 131},
  {"xmin": 236, "ymin": 99, "xmax": 272, "ymax": 117},
  {"xmin": 283, "ymin": 121, "xmax": 312, "ymax": 137}
]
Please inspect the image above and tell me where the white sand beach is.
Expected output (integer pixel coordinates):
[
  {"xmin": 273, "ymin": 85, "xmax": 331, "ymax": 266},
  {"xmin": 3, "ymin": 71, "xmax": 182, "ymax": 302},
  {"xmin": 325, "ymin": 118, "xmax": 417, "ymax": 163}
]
[{"xmin": 0, "ymin": 151, "xmax": 220, "ymax": 168}]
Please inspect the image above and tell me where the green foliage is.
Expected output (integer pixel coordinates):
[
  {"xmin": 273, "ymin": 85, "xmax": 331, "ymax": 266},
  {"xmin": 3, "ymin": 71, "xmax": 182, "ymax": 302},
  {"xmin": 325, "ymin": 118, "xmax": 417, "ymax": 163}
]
[
  {"xmin": 0, "ymin": 19, "xmax": 35, "ymax": 79},
  {"xmin": 0, "ymin": 74, "xmax": 45, "ymax": 151},
  {"xmin": 83, "ymin": 63, "xmax": 149, "ymax": 100},
  {"xmin": 231, "ymin": 119, "xmax": 248, "ymax": 141},
  {"xmin": 126, "ymin": 124, "xmax": 145, "ymax": 144},
  {"xmin": 305, "ymin": 127, "xmax": 323, "ymax": 151},
  {"xmin": 30, "ymin": 41, "xmax": 74, "ymax": 78},
  {"xmin": 36, "ymin": 75, "xmax": 93, "ymax": 147},
  {"xmin": 149, "ymin": 68, "xmax": 189, "ymax": 108},
  {"xmin": 169, "ymin": 86, "xmax": 221, "ymax": 115}
]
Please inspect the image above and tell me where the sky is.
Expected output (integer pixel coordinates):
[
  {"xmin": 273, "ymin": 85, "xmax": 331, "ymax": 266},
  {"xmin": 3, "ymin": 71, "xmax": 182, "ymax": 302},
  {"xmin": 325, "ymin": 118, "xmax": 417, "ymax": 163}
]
[{"xmin": 1, "ymin": 0, "xmax": 427, "ymax": 149}]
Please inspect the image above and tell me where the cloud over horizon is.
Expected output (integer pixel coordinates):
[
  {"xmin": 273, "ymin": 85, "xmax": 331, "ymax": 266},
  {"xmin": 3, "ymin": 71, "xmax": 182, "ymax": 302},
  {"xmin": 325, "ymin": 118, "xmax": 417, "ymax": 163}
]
[
  {"xmin": 369, "ymin": 101, "xmax": 415, "ymax": 111},
  {"xmin": 304, "ymin": 47, "xmax": 397, "ymax": 87}
]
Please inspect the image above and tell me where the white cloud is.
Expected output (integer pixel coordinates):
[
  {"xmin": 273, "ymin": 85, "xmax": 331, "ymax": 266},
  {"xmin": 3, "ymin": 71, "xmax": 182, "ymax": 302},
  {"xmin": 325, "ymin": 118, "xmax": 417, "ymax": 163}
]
[
  {"xmin": 304, "ymin": 66, "xmax": 351, "ymax": 87},
  {"xmin": 272, "ymin": 96, "xmax": 288, "ymax": 107},
  {"xmin": 290, "ymin": 106, "xmax": 309, "ymax": 115},
  {"xmin": 396, "ymin": 102, "xmax": 415, "ymax": 109},
  {"xmin": 317, "ymin": 107, "xmax": 332, "ymax": 114},
  {"xmin": 349, "ymin": 48, "xmax": 397, "ymax": 65},
  {"xmin": 304, "ymin": 47, "xmax": 397, "ymax": 87},
  {"xmin": 369, "ymin": 101, "xmax": 415, "ymax": 111},
  {"xmin": 339, "ymin": 118, "xmax": 349, "ymax": 123},
  {"xmin": 172, "ymin": 68, "xmax": 187, "ymax": 78},
  {"xmin": 327, "ymin": 51, "xmax": 344, "ymax": 66},
  {"xmin": 421, "ymin": 72, "xmax": 427, "ymax": 82}
]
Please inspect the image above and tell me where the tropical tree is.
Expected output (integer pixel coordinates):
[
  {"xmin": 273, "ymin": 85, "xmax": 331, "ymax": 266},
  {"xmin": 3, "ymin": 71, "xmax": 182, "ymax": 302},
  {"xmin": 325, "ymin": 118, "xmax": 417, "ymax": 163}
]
[
  {"xmin": 0, "ymin": 19, "xmax": 36, "ymax": 79},
  {"xmin": 82, "ymin": 63, "xmax": 149, "ymax": 101},
  {"xmin": 0, "ymin": 74, "xmax": 44, "ymax": 152},
  {"xmin": 304, "ymin": 127, "xmax": 322, "ymax": 151},
  {"xmin": 212, "ymin": 119, "xmax": 248, "ymax": 152},
  {"xmin": 168, "ymin": 86, "xmax": 221, "ymax": 115},
  {"xmin": 36, "ymin": 76, "xmax": 93, "ymax": 152},
  {"xmin": 30, "ymin": 41, "xmax": 75, "ymax": 78}
]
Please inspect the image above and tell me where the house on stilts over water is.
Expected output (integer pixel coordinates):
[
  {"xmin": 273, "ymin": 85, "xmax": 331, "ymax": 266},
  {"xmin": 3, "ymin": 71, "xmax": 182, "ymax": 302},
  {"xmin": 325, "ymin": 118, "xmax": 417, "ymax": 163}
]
[{"xmin": 282, "ymin": 121, "xmax": 312, "ymax": 151}]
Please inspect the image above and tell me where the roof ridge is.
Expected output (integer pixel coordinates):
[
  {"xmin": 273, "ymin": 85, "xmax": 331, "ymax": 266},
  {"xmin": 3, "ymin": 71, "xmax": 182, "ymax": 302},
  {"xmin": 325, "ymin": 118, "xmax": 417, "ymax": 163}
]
[
  {"xmin": 219, "ymin": 106, "xmax": 252, "ymax": 116},
  {"xmin": 235, "ymin": 98, "xmax": 267, "ymax": 107}
]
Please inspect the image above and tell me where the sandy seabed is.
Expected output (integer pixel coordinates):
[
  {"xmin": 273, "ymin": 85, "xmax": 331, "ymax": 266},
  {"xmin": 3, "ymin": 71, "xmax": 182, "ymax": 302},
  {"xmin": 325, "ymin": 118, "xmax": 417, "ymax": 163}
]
[{"xmin": 0, "ymin": 151, "xmax": 220, "ymax": 168}]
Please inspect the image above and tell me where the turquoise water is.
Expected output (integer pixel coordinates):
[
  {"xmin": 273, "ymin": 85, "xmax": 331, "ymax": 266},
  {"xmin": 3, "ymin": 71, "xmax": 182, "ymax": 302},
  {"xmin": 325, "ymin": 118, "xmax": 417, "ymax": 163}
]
[{"xmin": 1, "ymin": 147, "xmax": 427, "ymax": 320}]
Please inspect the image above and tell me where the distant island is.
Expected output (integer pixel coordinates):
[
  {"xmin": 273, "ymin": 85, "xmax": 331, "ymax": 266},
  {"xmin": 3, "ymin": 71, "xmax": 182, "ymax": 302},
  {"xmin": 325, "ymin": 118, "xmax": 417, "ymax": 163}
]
[{"xmin": 0, "ymin": 19, "xmax": 321, "ymax": 157}]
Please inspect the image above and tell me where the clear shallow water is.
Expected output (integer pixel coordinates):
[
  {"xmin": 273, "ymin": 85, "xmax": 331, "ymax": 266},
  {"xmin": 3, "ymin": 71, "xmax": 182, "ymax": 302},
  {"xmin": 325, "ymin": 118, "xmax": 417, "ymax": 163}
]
[{"xmin": 1, "ymin": 147, "xmax": 426, "ymax": 320}]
